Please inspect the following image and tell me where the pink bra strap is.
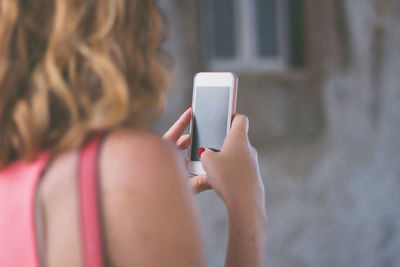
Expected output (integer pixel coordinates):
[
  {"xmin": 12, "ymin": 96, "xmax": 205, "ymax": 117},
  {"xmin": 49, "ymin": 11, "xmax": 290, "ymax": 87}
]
[{"xmin": 78, "ymin": 135, "xmax": 104, "ymax": 267}]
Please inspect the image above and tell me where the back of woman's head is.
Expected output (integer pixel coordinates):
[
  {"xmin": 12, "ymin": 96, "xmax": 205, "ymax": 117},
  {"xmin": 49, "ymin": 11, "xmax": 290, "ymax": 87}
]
[{"xmin": 0, "ymin": 0, "xmax": 168, "ymax": 166}]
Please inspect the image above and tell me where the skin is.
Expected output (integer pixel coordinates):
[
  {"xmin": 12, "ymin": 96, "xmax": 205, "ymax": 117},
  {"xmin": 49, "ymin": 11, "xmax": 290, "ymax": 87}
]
[{"xmin": 36, "ymin": 108, "xmax": 267, "ymax": 267}]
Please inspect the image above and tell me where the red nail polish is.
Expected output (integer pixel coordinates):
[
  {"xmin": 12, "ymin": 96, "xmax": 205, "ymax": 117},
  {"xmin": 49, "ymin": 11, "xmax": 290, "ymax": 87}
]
[
  {"xmin": 186, "ymin": 105, "xmax": 192, "ymax": 112},
  {"xmin": 198, "ymin": 147, "xmax": 205, "ymax": 158}
]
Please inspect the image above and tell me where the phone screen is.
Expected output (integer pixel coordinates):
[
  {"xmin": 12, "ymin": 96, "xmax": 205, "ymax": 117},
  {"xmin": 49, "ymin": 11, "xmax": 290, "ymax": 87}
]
[{"xmin": 191, "ymin": 86, "xmax": 230, "ymax": 161}]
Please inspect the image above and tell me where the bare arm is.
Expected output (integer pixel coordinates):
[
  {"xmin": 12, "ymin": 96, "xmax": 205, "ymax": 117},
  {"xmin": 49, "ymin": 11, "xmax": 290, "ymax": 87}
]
[
  {"xmin": 100, "ymin": 130, "xmax": 206, "ymax": 267},
  {"xmin": 201, "ymin": 115, "xmax": 268, "ymax": 267},
  {"xmin": 225, "ymin": 200, "xmax": 267, "ymax": 267},
  {"xmin": 164, "ymin": 110, "xmax": 268, "ymax": 266}
]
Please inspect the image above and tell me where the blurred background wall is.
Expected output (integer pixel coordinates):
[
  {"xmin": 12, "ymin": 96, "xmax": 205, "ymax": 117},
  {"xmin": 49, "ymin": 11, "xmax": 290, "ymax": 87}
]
[{"xmin": 156, "ymin": 0, "xmax": 400, "ymax": 266}]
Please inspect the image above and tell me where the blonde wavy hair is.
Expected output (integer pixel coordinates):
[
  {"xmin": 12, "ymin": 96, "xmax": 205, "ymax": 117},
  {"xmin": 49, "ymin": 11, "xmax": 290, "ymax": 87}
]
[{"xmin": 0, "ymin": 0, "xmax": 169, "ymax": 167}]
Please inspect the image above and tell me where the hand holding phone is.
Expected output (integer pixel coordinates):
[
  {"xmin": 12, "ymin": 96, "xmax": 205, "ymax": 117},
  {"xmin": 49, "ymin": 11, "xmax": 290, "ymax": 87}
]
[
  {"xmin": 187, "ymin": 73, "xmax": 267, "ymax": 267},
  {"xmin": 187, "ymin": 72, "xmax": 238, "ymax": 175},
  {"xmin": 200, "ymin": 115, "xmax": 265, "ymax": 207}
]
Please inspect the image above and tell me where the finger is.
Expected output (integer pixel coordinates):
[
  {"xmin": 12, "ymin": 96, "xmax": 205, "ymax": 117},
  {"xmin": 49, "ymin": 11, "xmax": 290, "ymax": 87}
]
[
  {"xmin": 176, "ymin": 134, "xmax": 190, "ymax": 150},
  {"xmin": 189, "ymin": 175, "xmax": 212, "ymax": 194},
  {"xmin": 200, "ymin": 148, "xmax": 218, "ymax": 172},
  {"xmin": 163, "ymin": 107, "xmax": 192, "ymax": 141},
  {"xmin": 230, "ymin": 114, "xmax": 249, "ymax": 134}
]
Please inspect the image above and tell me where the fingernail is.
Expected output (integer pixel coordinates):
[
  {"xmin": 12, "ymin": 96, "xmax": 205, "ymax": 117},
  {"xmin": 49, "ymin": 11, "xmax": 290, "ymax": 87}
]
[
  {"xmin": 198, "ymin": 147, "xmax": 205, "ymax": 158},
  {"xmin": 186, "ymin": 105, "xmax": 192, "ymax": 112}
]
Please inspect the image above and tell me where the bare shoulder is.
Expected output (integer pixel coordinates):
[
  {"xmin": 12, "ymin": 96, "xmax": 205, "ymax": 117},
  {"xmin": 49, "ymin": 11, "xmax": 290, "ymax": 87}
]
[
  {"xmin": 99, "ymin": 129, "xmax": 205, "ymax": 267},
  {"xmin": 100, "ymin": 129, "xmax": 188, "ymax": 194},
  {"xmin": 102, "ymin": 128, "xmax": 176, "ymax": 158},
  {"xmin": 99, "ymin": 128, "xmax": 190, "ymax": 216},
  {"xmin": 101, "ymin": 129, "xmax": 182, "ymax": 177}
]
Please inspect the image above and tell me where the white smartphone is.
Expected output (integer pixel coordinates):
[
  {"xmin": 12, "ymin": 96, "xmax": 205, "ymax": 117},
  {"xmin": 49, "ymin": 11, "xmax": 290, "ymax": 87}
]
[{"xmin": 187, "ymin": 72, "xmax": 238, "ymax": 175}]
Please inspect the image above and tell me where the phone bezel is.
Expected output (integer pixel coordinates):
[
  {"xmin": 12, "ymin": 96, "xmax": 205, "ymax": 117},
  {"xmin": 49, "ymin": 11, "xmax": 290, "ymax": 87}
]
[{"xmin": 187, "ymin": 72, "xmax": 238, "ymax": 175}]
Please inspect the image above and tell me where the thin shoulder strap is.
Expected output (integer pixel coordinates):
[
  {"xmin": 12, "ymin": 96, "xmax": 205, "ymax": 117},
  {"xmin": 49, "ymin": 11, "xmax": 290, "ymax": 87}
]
[
  {"xmin": 0, "ymin": 153, "xmax": 49, "ymax": 267},
  {"xmin": 78, "ymin": 135, "xmax": 104, "ymax": 267}
]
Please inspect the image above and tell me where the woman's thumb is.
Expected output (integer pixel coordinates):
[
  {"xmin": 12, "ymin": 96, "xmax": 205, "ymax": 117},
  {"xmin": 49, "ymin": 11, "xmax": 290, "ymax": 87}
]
[{"xmin": 199, "ymin": 147, "xmax": 217, "ymax": 171}]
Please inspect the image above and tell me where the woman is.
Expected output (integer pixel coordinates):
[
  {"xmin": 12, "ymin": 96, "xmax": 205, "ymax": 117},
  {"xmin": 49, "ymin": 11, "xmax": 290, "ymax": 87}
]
[{"xmin": 0, "ymin": 0, "xmax": 267, "ymax": 266}]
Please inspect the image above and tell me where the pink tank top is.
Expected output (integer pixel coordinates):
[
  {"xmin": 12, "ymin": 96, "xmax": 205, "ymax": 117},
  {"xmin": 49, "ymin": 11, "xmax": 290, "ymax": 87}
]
[{"xmin": 0, "ymin": 136, "xmax": 104, "ymax": 267}]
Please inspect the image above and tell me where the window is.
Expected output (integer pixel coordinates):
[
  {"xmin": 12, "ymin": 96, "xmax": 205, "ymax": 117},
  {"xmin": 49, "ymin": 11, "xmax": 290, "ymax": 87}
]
[{"xmin": 200, "ymin": 0, "xmax": 304, "ymax": 72}]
